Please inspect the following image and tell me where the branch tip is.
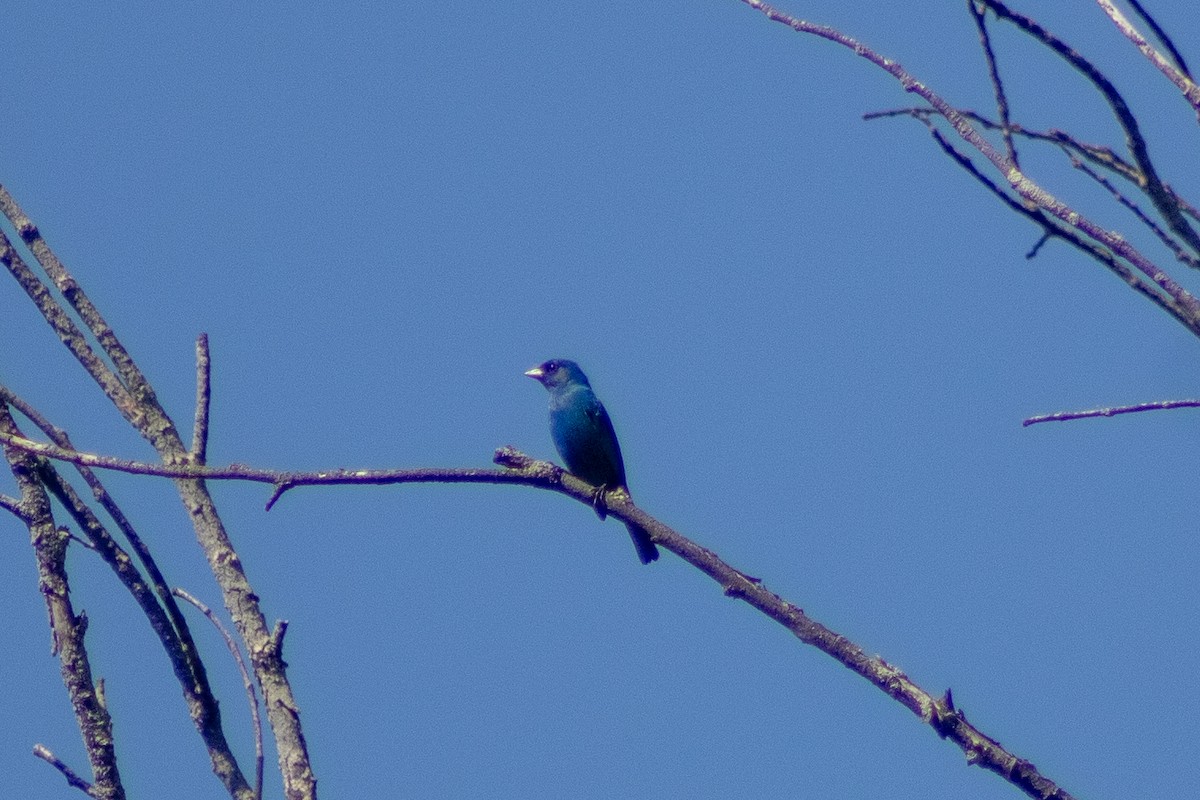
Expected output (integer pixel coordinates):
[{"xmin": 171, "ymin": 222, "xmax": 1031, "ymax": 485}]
[
  {"xmin": 271, "ymin": 620, "xmax": 289, "ymax": 658},
  {"xmin": 32, "ymin": 744, "xmax": 94, "ymax": 795},
  {"xmin": 175, "ymin": 586, "xmax": 265, "ymax": 800},
  {"xmin": 493, "ymin": 445, "xmax": 533, "ymax": 469},
  {"xmin": 191, "ymin": 333, "xmax": 211, "ymax": 464},
  {"xmin": 264, "ymin": 482, "xmax": 292, "ymax": 511},
  {"xmin": 1023, "ymin": 399, "xmax": 1200, "ymax": 426},
  {"xmin": 1025, "ymin": 233, "xmax": 1050, "ymax": 259}
]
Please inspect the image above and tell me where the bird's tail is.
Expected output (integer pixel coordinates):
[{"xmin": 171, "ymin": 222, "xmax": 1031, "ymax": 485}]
[{"xmin": 626, "ymin": 521, "xmax": 659, "ymax": 564}]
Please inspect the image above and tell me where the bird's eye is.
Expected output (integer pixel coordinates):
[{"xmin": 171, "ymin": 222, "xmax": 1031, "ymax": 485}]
[{"xmin": 545, "ymin": 361, "xmax": 558, "ymax": 372}]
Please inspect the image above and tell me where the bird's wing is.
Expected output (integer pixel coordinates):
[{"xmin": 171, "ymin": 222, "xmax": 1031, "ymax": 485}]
[
  {"xmin": 583, "ymin": 396, "xmax": 627, "ymax": 488},
  {"xmin": 583, "ymin": 395, "xmax": 613, "ymax": 433}
]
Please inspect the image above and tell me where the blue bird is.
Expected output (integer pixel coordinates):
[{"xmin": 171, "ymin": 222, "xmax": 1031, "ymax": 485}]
[{"xmin": 525, "ymin": 359, "xmax": 659, "ymax": 564}]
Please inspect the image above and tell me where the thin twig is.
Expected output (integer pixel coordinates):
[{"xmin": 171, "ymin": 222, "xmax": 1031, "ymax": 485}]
[
  {"xmin": 175, "ymin": 589, "xmax": 264, "ymax": 800},
  {"xmin": 969, "ymin": 0, "xmax": 1019, "ymax": 167},
  {"xmin": 0, "ymin": 492, "xmax": 28, "ymax": 520},
  {"xmin": 924, "ymin": 128, "xmax": 1193, "ymax": 323},
  {"xmin": 741, "ymin": 0, "xmax": 1200, "ymax": 348},
  {"xmin": 865, "ymin": 108, "xmax": 1197, "ymax": 335},
  {"xmin": 866, "ymin": 108, "xmax": 1146, "ymax": 186},
  {"xmin": 1061, "ymin": 147, "xmax": 1199, "ymax": 269},
  {"xmin": 32, "ymin": 744, "xmax": 95, "ymax": 797},
  {"xmin": 193, "ymin": 333, "xmax": 211, "ymax": 464},
  {"xmin": 35, "ymin": 463, "xmax": 251, "ymax": 793},
  {"xmin": 1126, "ymin": 0, "xmax": 1192, "ymax": 78},
  {"xmin": 867, "ymin": 106, "xmax": 1200, "ymax": 243},
  {"xmin": 1023, "ymin": 399, "xmax": 1200, "ymax": 426},
  {"xmin": 1, "ymin": 184, "xmax": 314, "ymax": 800},
  {"xmin": 1095, "ymin": 0, "xmax": 1200, "ymax": 117},
  {"xmin": 980, "ymin": 0, "xmax": 1200, "ymax": 260},
  {"xmin": 0, "ymin": 386, "xmax": 249, "ymax": 795},
  {"xmin": 1026, "ymin": 233, "xmax": 1050, "ymax": 259},
  {"xmin": 0, "ymin": 431, "xmax": 563, "ymax": 505},
  {"xmin": 1176, "ymin": 190, "xmax": 1200, "ymax": 224}
]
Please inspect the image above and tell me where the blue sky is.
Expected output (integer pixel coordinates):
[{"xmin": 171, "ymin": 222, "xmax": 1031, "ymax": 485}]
[{"xmin": 3, "ymin": 2, "xmax": 1199, "ymax": 798}]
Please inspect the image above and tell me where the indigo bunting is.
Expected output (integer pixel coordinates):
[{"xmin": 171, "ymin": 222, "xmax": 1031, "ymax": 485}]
[{"xmin": 525, "ymin": 359, "xmax": 659, "ymax": 564}]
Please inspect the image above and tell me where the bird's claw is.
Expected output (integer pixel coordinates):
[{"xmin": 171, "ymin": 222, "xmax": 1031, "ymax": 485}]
[{"xmin": 591, "ymin": 484, "xmax": 609, "ymax": 521}]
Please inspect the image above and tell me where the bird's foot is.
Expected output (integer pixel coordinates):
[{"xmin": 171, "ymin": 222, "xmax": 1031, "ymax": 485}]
[{"xmin": 591, "ymin": 484, "xmax": 609, "ymax": 521}]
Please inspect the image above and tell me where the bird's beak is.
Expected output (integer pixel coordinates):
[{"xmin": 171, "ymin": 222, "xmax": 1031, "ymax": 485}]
[{"xmin": 524, "ymin": 366, "xmax": 545, "ymax": 381}]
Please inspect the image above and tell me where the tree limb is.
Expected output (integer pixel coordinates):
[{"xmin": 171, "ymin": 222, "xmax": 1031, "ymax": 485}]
[
  {"xmin": 737, "ymin": 0, "xmax": 1200, "ymax": 346},
  {"xmin": 2, "ymin": 387, "xmax": 252, "ymax": 798},
  {"xmin": 2, "ymin": 427, "xmax": 1081, "ymax": 800},
  {"xmin": 1, "ymin": 406, "xmax": 125, "ymax": 800},
  {"xmin": 1023, "ymin": 399, "xmax": 1200, "ymax": 426},
  {"xmin": 0, "ymin": 184, "xmax": 316, "ymax": 800},
  {"xmin": 1095, "ymin": 0, "xmax": 1200, "ymax": 116},
  {"xmin": 980, "ymin": 0, "xmax": 1200, "ymax": 260}
]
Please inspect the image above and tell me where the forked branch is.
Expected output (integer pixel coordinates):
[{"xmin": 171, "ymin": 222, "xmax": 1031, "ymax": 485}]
[{"xmin": 2, "ymin": 429, "xmax": 1080, "ymax": 800}]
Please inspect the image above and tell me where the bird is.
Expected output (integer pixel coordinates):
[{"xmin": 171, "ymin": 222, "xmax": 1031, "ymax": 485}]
[{"xmin": 525, "ymin": 359, "xmax": 659, "ymax": 564}]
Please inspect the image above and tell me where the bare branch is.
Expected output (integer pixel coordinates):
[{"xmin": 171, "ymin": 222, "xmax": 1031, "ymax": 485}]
[
  {"xmin": 868, "ymin": 106, "xmax": 1200, "ymax": 236},
  {"xmin": 270, "ymin": 621, "xmax": 289, "ymax": 660},
  {"xmin": 0, "ymin": 431, "xmax": 575, "ymax": 502},
  {"xmin": 968, "ymin": 0, "xmax": 1018, "ymax": 167},
  {"xmin": 1, "ymin": 185, "xmax": 316, "ymax": 800},
  {"xmin": 32, "ymin": 744, "xmax": 95, "ymax": 798},
  {"xmin": 739, "ymin": 0, "xmax": 1200, "ymax": 347},
  {"xmin": 1, "ymin": 407, "xmax": 125, "ymax": 800},
  {"xmin": 866, "ymin": 108, "xmax": 1200, "ymax": 335},
  {"xmin": 0, "ymin": 492, "xmax": 28, "ymax": 520},
  {"xmin": 0, "ymin": 225, "xmax": 136, "ymax": 419},
  {"xmin": 868, "ymin": 107, "xmax": 1144, "ymax": 185},
  {"xmin": 0, "ymin": 186, "xmax": 157, "ymax": 414},
  {"xmin": 192, "ymin": 333, "xmax": 212, "ymax": 464},
  {"xmin": 1126, "ymin": 0, "xmax": 1192, "ymax": 78},
  {"xmin": 979, "ymin": 0, "xmax": 1200, "ymax": 261},
  {"xmin": 1, "ymin": 386, "xmax": 252, "ymax": 797},
  {"xmin": 1026, "ymin": 233, "xmax": 1050, "ymax": 259},
  {"xmin": 2, "ymin": 423, "xmax": 1085, "ymax": 800},
  {"xmin": 175, "ymin": 589, "xmax": 264, "ymax": 800},
  {"xmin": 1023, "ymin": 399, "xmax": 1200, "ymax": 426},
  {"xmin": 1061, "ymin": 147, "xmax": 1200, "ymax": 269},
  {"xmin": 1095, "ymin": 0, "xmax": 1200, "ymax": 117},
  {"xmin": 503, "ymin": 456, "xmax": 1074, "ymax": 800},
  {"xmin": 38, "ymin": 467, "xmax": 252, "ymax": 797}
]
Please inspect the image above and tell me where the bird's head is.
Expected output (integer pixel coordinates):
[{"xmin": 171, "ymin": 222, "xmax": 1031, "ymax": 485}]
[{"xmin": 524, "ymin": 359, "xmax": 590, "ymax": 390}]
